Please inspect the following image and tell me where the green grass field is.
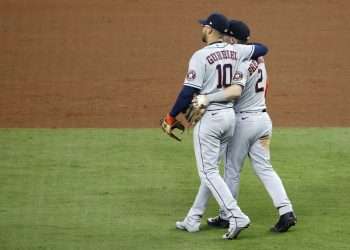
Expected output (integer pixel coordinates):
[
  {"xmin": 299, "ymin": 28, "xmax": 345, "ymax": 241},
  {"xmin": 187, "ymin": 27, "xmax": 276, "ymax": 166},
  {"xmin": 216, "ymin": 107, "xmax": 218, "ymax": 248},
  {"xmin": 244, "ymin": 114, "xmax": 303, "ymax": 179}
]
[{"xmin": 0, "ymin": 128, "xmax": 350, "ymax": 250}]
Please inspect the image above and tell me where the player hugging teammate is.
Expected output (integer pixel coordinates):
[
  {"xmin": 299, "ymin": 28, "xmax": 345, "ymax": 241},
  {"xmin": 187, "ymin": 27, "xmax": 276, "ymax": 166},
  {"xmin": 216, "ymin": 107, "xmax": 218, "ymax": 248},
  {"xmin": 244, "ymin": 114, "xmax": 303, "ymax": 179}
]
[{"xmin": 161, "ymin": 13, "xmax": 296, "ymax": 240}]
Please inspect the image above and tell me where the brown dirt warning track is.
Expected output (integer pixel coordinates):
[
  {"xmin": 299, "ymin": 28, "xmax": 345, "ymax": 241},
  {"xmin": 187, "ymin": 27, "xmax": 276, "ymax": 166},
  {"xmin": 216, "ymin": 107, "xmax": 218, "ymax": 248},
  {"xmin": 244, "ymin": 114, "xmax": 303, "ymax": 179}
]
[{"xmin": 1, "ymin": 0, "xmax": 349, "ymax": 128}]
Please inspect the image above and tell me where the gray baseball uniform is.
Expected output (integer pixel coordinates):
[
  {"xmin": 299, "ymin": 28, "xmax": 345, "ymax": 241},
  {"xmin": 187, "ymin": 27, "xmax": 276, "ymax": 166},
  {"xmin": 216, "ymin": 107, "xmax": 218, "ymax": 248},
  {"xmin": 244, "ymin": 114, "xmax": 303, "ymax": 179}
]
[
  {"xmin": 181, "ymin": 42, "xmax": 255, "ymax": 227},
  {"xmin": 219, "ymin": 60, "xmax": 294, "ymax": 219}
]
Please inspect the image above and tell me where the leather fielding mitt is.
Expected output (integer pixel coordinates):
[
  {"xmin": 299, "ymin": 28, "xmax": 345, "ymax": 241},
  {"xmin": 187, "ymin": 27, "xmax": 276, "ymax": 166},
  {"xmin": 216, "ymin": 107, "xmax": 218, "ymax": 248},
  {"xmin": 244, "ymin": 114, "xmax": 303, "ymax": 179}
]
[
  {"xmin": 160, "ymin": 114, "xmax": 185, "ymax": 142},
  {"xmin": 184, "ymin": 103, "xmax": 206, "ymax": 126}
]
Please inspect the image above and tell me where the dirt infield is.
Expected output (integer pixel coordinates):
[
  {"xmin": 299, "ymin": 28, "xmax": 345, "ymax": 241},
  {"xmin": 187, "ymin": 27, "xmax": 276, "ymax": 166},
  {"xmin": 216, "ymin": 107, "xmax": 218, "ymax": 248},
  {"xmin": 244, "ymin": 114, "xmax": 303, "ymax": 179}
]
[{"xmin": 1, "ymin": 0, "xmax": 349, "ymax": 127}]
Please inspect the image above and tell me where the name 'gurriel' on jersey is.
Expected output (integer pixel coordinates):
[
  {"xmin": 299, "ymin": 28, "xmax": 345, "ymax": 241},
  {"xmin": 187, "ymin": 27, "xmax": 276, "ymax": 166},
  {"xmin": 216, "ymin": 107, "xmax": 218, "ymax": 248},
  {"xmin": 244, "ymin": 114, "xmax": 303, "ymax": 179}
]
[{"xmin": 206, "ymin": 50, "xmax": 238, "ymax": 64}]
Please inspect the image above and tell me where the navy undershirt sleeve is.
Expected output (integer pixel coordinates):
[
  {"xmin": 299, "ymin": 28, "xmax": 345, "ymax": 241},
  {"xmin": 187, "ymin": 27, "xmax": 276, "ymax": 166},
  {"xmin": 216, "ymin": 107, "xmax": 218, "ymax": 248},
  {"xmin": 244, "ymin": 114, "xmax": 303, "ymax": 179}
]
[
  {"xmin": 169, "ymin": 85, "xmax": 200, "ymax": 117},
  {"xmin": 251, "ymin": 43, "xmax": 268, "ymax": 59}
]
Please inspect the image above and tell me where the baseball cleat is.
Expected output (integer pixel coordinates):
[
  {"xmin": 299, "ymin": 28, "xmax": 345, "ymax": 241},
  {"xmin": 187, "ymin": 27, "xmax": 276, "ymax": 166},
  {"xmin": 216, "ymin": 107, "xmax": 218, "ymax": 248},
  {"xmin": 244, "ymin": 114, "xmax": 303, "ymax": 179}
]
[
  {"xmin": 271, "ymin": 211, "xmax": 297, "ymax": 233},
  {"xmin": 207, "ymin": 216, "xmax": 229, "ymax": 228},
  {"xmin": 176, "ymin": 218, "xmax": 200, "ymax": 233},
  {"xmin": 222, "ymin": 217, "xmax": 250, "ymax": 240}
]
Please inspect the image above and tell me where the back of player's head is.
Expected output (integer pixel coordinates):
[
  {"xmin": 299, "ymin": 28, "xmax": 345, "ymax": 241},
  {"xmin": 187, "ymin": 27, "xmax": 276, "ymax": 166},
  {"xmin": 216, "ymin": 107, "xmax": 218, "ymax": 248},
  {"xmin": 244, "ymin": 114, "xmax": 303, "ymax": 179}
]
[
  {"xmin": 226, "ymin": 20, "xmax": 250, "ymax": 43},
  {"xmin": 198, "ymin": 13, "xmax": 228, "ymax": 34}
]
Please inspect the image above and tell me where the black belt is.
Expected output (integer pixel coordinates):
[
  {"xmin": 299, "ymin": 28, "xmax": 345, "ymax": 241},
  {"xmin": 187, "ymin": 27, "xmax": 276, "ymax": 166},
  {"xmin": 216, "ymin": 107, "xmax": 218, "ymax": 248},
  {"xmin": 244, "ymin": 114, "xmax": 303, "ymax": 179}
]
[{"xmin": 239, "ymin": 109, "xmax": 266, "ymax": 113}]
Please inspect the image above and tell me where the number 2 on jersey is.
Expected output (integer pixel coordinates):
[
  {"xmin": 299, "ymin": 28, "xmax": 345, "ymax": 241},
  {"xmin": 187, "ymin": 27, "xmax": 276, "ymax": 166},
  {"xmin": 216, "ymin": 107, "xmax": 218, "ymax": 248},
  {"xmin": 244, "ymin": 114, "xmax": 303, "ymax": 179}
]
[
  {"xmin": 255, "ymin": 69, "xmax": 264, "ymax": 93},
  {"xmin": 216, "ymin": 64, "xmax": 232, "ymax": 88}
]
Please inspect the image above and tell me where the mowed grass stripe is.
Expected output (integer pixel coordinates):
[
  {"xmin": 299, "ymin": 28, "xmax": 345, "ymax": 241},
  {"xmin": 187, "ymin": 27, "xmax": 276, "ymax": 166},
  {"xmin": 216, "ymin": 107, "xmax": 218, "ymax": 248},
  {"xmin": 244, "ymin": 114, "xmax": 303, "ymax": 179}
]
[{"xmin": 0, "ymin": 128, "xmax": 349, "ymax": 250}]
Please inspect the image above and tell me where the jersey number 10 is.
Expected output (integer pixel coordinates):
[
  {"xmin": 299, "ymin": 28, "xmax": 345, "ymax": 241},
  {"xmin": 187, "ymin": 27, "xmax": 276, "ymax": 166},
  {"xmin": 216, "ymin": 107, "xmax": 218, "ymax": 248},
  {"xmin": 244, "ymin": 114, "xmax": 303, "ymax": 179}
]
[{"xmin": 216, "ymin": 64, "xmax": 232, "ymax": 89}]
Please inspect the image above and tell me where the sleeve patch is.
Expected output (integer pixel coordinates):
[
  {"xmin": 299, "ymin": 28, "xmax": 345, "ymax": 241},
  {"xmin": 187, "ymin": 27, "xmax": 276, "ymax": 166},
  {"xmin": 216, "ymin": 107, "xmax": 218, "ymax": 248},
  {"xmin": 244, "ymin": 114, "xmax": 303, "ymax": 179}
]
[
  {"xmin": 233, "ymin": 71, "xmax": 243, "ymax": 81},
  {"xmin": 186, "ymin": 70, "xmax": 197, "ymax": 81}
]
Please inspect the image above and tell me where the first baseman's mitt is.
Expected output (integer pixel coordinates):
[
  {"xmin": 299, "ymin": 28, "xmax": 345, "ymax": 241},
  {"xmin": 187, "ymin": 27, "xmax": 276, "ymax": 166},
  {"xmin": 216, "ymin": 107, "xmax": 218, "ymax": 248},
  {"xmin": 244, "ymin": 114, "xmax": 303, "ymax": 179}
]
[{"xmin": 160, "ymin": 114, "xmax": 185, "ymax": 142}]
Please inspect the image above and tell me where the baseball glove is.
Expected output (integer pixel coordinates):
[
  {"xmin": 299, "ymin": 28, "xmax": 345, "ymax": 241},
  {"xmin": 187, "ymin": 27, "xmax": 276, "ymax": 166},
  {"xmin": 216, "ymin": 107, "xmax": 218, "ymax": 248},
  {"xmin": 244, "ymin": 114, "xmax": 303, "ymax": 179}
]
[
  {"xmin": 184, "ymin": 103, "xmax": 206, "ymax": 126},
  {"xmin": 160, "ymin": 114, "xmax": 185, "ymax": 142}
]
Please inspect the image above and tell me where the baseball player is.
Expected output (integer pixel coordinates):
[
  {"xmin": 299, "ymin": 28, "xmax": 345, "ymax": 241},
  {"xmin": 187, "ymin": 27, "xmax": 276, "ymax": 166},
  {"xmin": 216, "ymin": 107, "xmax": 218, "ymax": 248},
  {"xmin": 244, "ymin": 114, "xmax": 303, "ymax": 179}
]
[
  {"xmin": 194, "ymin": 20, "xmax": 297, "ymax": 233},
  {"xmin": 161, "ymin": 13, "xmax": 268, "ymax": 239}
]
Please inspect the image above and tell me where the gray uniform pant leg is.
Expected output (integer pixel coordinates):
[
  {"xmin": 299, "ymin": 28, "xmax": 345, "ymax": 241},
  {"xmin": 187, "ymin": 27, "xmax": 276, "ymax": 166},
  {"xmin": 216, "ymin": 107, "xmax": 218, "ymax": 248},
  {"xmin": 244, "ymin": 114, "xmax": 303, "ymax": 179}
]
[
  {"xmin": 248, "ymin": 114, "xmax": 293, "ymax": 215},
  {"xmin": 223, "ymin": 127, "xmax": 250, "ymax": 200},
  {"xmin": 219, "ymin": 124, "xmax": 250, "ymax": 220},
  {"xmin": 187, "ymin": 109, "xmax": 247, "ymax": 220},
  {"xmin": 221, "ymin": 112, "xmax": 293, "ymax": 218}
]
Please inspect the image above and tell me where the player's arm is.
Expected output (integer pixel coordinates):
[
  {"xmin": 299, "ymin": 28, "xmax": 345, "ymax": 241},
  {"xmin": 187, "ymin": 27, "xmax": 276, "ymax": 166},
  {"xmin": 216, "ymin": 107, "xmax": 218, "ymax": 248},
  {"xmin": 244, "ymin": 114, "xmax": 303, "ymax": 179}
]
[
  {"xmin": 208, "ymin": 84, "xmax": 243, "ymax": 102},
  {"xmin": 162, "ymin": 52, "xmax": 203, "ymax": 130},
  {"xmin": 237, "ymin": 43, "xmax": 268, "ymax": 60},
  {"xmin": 167, "ymin": 52, "xmax": 203, "ymax": 119},
  {"xmin": 197, "ymin": 83, "xmax": 243, "ymax": 105},
  {"xmin": 251, "ymin": 43, "xmax": 268, "ymax": 59},
  {"xmin": 193, "ymin": 63, "xmax": 248, "ymax": 107},
  {"xmin": 164, "ymin": 85, "xmax": 200, "ymax": 124}
]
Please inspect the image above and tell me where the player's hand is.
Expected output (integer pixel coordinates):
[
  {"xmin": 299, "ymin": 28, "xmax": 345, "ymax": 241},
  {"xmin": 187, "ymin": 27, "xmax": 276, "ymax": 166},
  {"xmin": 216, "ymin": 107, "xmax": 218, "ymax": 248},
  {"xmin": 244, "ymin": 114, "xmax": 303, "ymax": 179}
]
[
  {"xmin": 257, "ymin": 56, "xmax": 265, "ymax": 64},
  {"xmin": 160, "ymin": 114, "xmax": 185, "ymax": 142},
  {"xmin": 192, "ymin": 95, "xmax": 209, "ymax": 109}
]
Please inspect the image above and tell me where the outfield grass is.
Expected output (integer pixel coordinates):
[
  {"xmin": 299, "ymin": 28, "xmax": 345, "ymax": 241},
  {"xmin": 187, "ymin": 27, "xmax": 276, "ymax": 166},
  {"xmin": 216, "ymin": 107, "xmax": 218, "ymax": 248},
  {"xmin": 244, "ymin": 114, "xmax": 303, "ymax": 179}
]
[{"xmin": 0, "ymin": 128, "xmax": 349, "ymax": 250}]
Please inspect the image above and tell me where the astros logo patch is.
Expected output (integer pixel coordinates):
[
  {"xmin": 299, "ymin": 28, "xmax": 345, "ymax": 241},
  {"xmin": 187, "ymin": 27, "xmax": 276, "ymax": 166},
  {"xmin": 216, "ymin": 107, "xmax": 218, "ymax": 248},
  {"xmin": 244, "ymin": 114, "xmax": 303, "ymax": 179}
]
[
  {"xmin": 233, "ymin": 71, "xmax": 243, "ymax": 81},
  {"xmin": 186, "ymin": 70, "xmax": 196, "ymax": 81}
]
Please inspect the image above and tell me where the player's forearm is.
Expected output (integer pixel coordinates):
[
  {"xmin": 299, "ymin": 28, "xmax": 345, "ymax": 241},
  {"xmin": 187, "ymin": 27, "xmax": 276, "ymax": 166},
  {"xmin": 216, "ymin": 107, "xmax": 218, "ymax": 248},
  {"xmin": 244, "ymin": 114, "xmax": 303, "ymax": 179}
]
[
  {"xmin": 206, "ymin": 85, "xmax": 243, "ymax": 103},
  {"xmin": 223, "ymin": 85, "xmax": 243, "ymax": 100},
  {"xmin": 169, "ymin": 85, "xmax": 200, "ymax": 118}
]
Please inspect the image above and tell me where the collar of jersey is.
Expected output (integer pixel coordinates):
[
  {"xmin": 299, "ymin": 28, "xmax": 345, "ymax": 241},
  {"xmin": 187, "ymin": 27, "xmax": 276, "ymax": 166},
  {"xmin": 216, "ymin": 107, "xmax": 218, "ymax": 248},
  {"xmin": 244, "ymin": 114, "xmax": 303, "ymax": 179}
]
[{"xmin": 208, "ymin": 41, "xmax": 223, "ymax": 45}]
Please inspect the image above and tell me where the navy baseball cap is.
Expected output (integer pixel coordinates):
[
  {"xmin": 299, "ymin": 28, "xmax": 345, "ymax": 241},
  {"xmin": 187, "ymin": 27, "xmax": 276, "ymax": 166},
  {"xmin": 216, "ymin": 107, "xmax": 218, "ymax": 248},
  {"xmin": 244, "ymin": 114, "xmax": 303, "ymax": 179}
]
[
  {"xmin": 198, "ymin": 13, "xmax": 228, "ymax": 34},
  {"xmin": 226, "ymin": 20, "xmax": 250, "ymax": 41}
]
